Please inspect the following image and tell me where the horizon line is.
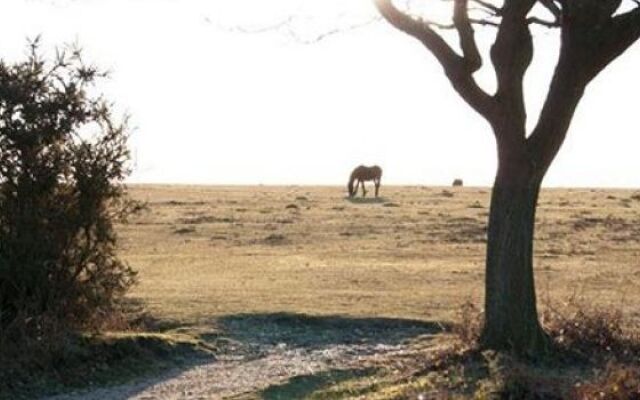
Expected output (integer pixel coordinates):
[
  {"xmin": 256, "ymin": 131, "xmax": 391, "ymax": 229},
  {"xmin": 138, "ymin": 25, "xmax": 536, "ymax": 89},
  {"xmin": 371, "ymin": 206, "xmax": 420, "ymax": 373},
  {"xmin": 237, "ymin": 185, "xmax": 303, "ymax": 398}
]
[{"xmin": 125, "ymin": 182, "xmax": 640, "ymax": 190}]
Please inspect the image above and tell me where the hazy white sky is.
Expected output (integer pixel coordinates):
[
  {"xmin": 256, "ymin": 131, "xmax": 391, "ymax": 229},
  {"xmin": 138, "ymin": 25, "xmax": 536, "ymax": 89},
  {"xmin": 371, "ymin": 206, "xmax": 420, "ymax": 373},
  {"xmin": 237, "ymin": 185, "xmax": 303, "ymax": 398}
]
[{"xmin": 1, "ymin": 0, "xmax": 639, "ymax": 187}]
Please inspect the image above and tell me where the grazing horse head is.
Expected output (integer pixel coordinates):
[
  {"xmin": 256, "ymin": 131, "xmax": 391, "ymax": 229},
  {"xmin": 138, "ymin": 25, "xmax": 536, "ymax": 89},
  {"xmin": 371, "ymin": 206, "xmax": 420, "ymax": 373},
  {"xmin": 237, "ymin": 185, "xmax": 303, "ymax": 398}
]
[
  {"xmin": 347, "ymin": 179, "xmax": 356, "ymax": 197},
  {"xmin": 347, "ymin": 165, "xmax": 383, "ymax": 198}
]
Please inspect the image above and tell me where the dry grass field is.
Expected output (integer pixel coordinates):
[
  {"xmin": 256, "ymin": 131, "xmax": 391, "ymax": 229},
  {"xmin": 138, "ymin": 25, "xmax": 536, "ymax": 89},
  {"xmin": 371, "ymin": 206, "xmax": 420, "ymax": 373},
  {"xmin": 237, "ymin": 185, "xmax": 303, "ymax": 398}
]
[
  {"xmin": 45, "ymin": 184, "xmax": 639, "ymax": 399},
  {"xmin": 122, "ymin": 185, "xmax": 640, "ymax": 327}
]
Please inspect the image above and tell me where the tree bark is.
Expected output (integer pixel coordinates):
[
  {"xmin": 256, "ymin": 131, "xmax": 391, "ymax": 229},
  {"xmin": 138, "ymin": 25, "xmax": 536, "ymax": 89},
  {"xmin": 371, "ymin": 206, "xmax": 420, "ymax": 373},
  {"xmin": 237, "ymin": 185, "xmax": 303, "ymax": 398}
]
[{"xmin": 480, "ymin": 152, "xmax": 549, "ymax": 356}]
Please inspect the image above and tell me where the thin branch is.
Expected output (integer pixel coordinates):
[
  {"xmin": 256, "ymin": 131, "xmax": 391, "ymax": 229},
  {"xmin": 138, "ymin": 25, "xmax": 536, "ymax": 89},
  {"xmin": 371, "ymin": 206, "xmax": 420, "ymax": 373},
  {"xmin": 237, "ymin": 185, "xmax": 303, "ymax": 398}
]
[
  {"xmin": 527, "ymin": 16, "xmax": 560, "ymax": 27},
  {"xmin": 537, "ymin": 0, "xmax": 562, "ymax": 20},
  {"xmin": 208, "ymin": 14, "xmax": 381, "ymax": 45},
  {"xmin": 469, "ymin": 18, "xmax": 500, "ymax": 27},
  {"xmin": 471, "ymin": 0, "xmax": 502, "ymax": 15},
  {"xmin": 212, "ymin": 16, "xmax": 295, "ymax": 35},
  {"xmin": 283, "ymin": 16, "xmax": 382, "ymax": 44},
  {"xmin": 425, "ymin": 18, "xmax": 500, "ymax": 29},
  {"xmin": 442, "ymin": 0, "xmax": 501, "ymax": 21}
]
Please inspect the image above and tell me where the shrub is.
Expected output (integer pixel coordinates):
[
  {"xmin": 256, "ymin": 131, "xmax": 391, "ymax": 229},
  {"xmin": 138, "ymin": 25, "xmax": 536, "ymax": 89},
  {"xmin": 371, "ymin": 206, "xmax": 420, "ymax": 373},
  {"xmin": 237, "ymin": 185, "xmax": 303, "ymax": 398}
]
[
  {"xmin": 452, "ymin": 300, "xmax": 483, "ymax": 348},
  {"xmin": 573, "ymin": 362, "xmax": 640, "ymax": 399},
  {"xmin": 0, "ymin": 39, "xmax": 138, "ymax": 338},
  {"xmin": 543, "ymin": 300, "xmax": 640, "ymax": 363}
]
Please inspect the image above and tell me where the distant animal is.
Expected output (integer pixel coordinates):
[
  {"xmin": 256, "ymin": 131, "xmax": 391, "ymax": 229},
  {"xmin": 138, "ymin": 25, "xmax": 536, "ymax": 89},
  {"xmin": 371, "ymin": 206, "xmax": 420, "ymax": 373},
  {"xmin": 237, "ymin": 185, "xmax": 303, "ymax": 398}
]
[
  {"xmin": 452, "ymin": 179, "xmax": 463, "ymax": 187},
  {"xmin": 348, "ymin": 165, "xmax": 382, "ymax": 197}
]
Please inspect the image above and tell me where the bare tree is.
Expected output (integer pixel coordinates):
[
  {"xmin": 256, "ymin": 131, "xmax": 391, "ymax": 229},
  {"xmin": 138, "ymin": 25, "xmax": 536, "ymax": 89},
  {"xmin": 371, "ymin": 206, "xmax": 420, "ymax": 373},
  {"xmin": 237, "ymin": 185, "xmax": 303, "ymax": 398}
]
[{"xmin": 374, "ymin": 0, "xmax": 640, "ymax": 356}]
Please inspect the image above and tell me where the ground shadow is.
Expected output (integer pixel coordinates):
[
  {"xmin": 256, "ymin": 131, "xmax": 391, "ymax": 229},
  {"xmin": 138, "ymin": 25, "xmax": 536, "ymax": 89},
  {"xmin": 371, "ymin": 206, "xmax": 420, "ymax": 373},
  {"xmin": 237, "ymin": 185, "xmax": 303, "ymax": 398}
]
[
  {"xmin": 25, "ymin": 298, "xmax": 212, "ymax": 400},
  {"xmin": 28, "ymin": 332, "xmax": 214, "ymax": 400},
  {"xmin": 258, "ymin": 368, "xmax": 376, "ymax": 400},
  {"xmin": 344, "ymin": 196, "xmax": 387, "ymax": 204},
  {"xmin": 39, "ymin": 313, "xmax": 449, "ymax": 399},
  {"xmin": 216, "ymin": 312, "xmax": 450, "ymax": 349}
]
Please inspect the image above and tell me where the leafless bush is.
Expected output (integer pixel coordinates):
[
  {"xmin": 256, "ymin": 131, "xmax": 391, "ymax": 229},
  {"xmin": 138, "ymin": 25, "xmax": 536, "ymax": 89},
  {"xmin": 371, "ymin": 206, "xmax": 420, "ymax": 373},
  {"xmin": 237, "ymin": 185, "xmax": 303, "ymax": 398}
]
[
  {"xmin": 542, "ymin": 298, "xmax": 640, "ymax": 363},
  {"xmin": 572, "ymin": 362, "xmax": 640, "ymax": 399},
  {"xmin": 452, "ymin": 301, "xmax": 483, "ymax": 347}
]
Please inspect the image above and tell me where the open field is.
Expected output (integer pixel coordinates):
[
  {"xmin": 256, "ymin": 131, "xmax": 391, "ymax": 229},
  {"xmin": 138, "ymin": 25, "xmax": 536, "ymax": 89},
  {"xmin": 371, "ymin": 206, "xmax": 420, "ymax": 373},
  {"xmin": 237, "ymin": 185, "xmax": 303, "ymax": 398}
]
[
  {"xmin": 46, "ymin": 184, "xmax": 640, "ymax": 399},
  {"xmin": 122, "ymin": 185, "xmax": 640, "ymax": 325}
]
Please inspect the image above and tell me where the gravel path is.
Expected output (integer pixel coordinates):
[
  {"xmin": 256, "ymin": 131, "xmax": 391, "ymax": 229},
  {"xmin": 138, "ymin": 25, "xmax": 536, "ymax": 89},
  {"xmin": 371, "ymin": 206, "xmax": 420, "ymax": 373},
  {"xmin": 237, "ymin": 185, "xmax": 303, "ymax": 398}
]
[
  {"xmin": 45, "ymin": 315, "xmax": 444, "ymax": 400},
  {"xmin": 46, "ymin": 342, "xmax": 425, "ymax": 400}
]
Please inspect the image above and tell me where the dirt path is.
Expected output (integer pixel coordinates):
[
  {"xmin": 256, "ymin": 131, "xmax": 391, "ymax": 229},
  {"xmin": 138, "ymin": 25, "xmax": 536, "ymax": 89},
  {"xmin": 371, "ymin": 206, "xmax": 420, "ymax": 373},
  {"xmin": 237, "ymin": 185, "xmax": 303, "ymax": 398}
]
[
  {"xmin": 46, "ymin": 314, "xmax": 445, "ymax": 400},
  {"xmin": 49, "ymin": 343, "xmax": 409, "ymax": 400}
]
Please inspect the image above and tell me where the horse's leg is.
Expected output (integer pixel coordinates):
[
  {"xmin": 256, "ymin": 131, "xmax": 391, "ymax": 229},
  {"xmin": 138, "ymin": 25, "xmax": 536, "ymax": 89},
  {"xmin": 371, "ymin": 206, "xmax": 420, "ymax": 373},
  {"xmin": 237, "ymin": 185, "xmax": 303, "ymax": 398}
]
[
  {"xmin": 375, "ymin": 179, "xmax": 380, "ymax": 197},
  {"xmin": 361, "ymin": 180, "xmax": 367, "ymax": 197}
]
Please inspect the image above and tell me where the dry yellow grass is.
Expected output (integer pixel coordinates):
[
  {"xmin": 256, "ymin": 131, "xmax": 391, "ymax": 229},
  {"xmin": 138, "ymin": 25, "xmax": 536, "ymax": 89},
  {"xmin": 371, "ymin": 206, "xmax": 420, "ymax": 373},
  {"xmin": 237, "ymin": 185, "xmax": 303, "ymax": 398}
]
[{"xmin": 120, "ymin": 185, "xmax": 640, "ymax": 328}]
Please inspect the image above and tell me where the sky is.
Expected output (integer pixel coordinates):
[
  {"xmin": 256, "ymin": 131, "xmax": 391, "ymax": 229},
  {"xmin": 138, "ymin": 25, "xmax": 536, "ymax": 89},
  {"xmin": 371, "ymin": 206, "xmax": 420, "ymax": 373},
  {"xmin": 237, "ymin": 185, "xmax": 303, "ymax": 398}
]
[{"xmin": 0, "ymin": 0, "xmax": 639, "ymax": 187}]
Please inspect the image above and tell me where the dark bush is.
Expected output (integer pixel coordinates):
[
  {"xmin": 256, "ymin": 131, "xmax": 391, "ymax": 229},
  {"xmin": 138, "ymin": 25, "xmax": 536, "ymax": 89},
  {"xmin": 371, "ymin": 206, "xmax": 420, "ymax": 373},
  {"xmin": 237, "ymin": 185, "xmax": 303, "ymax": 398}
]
[{"xmin": 0, "ymin": 40, "xmax": 138, "ymax": 337}]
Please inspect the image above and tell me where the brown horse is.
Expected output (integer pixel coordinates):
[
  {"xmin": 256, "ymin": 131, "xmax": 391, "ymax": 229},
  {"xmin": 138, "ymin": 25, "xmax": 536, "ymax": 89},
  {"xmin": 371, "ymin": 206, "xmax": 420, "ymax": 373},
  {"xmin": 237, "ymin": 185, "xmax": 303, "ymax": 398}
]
[{"xmin": 348, "ymin": 165, "xmax": 382, "ymax": 197}]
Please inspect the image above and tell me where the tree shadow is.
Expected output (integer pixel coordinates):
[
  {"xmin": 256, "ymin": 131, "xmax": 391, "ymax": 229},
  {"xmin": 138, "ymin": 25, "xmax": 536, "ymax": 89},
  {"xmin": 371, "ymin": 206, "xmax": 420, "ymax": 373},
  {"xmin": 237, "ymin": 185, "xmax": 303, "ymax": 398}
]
[
  {"xmin": 215, "ymin": 312, "xmax": 450, "ymax": 349},
  {"xmin": 258, "ymin": 368, "xmax": 376, "ymax": 400},
  {"xmin": 22, "ymin": 331, "xmax": 215, "ymax": 400}
]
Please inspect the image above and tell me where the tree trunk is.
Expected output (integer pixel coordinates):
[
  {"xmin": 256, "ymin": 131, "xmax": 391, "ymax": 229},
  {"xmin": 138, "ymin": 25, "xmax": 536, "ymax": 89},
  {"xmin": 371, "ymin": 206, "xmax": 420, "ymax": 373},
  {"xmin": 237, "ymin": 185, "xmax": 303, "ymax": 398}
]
[{"xmin": 479, "ymin": 154, "xmax": 550, "ymax": 357}]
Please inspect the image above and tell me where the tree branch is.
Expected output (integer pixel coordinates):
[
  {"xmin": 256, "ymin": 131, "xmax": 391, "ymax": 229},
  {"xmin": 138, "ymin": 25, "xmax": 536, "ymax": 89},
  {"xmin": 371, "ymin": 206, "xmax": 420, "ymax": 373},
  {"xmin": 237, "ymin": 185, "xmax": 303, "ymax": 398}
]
[
  {"xmin": 537, "ymin": 0, "xmax": 562, "ymax": 21},
  {"xmin": 454, "ymin": 0, "xmax": 483, "ymax": 72},
  {"xmin": 525, "ymin": 1, "xmax": 640, "ymax": 174},
  {"xmin": 375, "ymin": 0, "xmax": 495, "ymax": 119},
  {"xmin": 588, "ymin": 5, "xmax": 640, "ymax": 80},
  {"xmin": 375, "ymin": 0, "xmax": 461, "ymax": 68},
  {"xmin": 471, "ymin": 0, "xmax": 502, "ymax": 15},
  {"xmin": 526, "ymin": 54, "xmax": 585, "ymax": 175},
  {"xmin": 527, "ymin": 16, "xmax": 560, "ymax": 27},
  {"xmin": 488, "ymin": 1, "xmax": 537, "ymax": 139}
]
